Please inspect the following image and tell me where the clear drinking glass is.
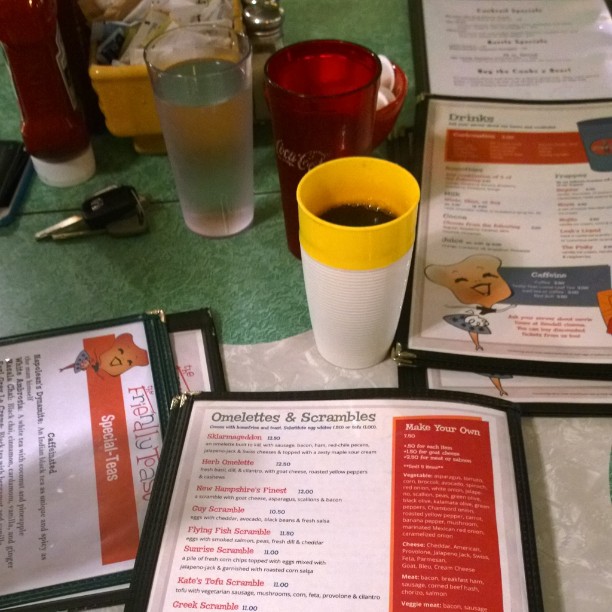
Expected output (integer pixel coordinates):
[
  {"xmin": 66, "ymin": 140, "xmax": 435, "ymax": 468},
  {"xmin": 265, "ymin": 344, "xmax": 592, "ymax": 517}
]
[{"xmin": 145, "ymin": 25, "xmax": 254, "ymax": 237}]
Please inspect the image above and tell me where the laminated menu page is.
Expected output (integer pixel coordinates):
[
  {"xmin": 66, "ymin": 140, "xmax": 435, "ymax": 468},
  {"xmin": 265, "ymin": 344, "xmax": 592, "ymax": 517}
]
[
  {"xmin": 409, "ymin": 0, "xmax": 612, "ymax": 101},
  {"xmin": 416, "ymin": 368, "xmax": 612, "ymax": 407},
  {"xmin": 0, "ymin": 310, "xmax": 225, "ymax": 610},
  {"xmin": 167, "ymin": 308, "xmax": 227, "ymax": 394},
  {"xmin": 400, "ymin": 98, "xmax": 612, "ymax": 379},
  {"xmin": 397, "ymin": 364, "xmax": 612, "ymax": 415},
  {"xmin": 126, "ymin": 391, "xmax": 542, "ymax": 611}
]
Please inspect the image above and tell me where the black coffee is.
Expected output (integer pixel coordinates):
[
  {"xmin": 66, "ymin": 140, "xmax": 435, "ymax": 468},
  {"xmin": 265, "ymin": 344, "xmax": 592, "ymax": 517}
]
[{"xmin": 320, "ymin": 202, "xmax": 397, "ymax": 227}]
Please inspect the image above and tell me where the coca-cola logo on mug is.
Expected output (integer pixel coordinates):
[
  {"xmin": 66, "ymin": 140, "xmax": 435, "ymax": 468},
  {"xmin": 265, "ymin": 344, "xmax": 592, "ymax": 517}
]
[{"xmin": 275, "ymin": 140, "xmax": 327, "ymax": 171}]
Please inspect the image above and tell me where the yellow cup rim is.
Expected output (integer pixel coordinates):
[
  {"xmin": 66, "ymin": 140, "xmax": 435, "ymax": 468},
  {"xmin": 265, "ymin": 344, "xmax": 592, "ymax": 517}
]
[{"xmin": 297, "ymin": 157, "xmax": 420, "ymax": 270}]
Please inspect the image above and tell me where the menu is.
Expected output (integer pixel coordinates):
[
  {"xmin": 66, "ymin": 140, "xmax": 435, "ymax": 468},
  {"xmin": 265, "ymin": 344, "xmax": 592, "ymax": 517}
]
[
  {"xmin": 413, "ymin": 0, "xmax": 612, "ymax": 101},
  {"xmin": 0, "ymin": 318, "xmax": 172, "ymax": 608},
  {"xmin": 405, "ymin": 98, "xmax": 612, "ymax": 376},
  {"xmin": 127, "ymin": 395, "xmax": 540, "ymax": 611},
  {"xmin": 423, "ymin": 369, "xmax": 612, "ymax": 404},
  {"xmin": 0, "ymin": 310, "xmax": 222, "ymax": 609},
  {"xmin": 167, "ymin": 308, "xmax": 226, "ymax": 393}
]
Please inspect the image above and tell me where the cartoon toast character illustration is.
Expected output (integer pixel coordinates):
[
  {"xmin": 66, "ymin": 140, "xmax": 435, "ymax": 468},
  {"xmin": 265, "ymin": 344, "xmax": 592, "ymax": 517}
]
[
  {"xmin": 478, "ymin": 373, "xmax": 512, "ymax": 397},
  {"xmin": 61, "ymin": 333, "xmax": 149, "ymax": 376},
  {"xmin": 597, "ymin": 289, "xmax": 612, "ymax": 334},
  {"xmin": 97, "ymin": 333, "xmax": 149, "ymax": 376},
  {"xmin": 425, "ymin": 254, "xmax": 514, "ymax": 350}
]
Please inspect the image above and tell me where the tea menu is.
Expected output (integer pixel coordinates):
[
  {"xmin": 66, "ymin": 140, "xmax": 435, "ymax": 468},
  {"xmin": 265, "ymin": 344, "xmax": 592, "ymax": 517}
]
[
  {"xmin": 126, "ymin": 395, "xmax": 539, "ymax": 611},
  {"xmin": 0, "ymin": 310, "xmax": 223, "ymax": 609},
  {"xmin": 0, "ymin": 318, "xmax": 170, "ymax": 607}
]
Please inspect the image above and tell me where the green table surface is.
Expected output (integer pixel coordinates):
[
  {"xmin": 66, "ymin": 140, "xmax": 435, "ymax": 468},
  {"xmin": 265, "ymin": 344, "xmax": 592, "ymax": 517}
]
[
  {"xmin": 0, "ymin": 0, "xmax": 415, "ymax": 345},
  {"xmin": 2, "ymin": 6, "xmax": 608, "ymax": 611}
]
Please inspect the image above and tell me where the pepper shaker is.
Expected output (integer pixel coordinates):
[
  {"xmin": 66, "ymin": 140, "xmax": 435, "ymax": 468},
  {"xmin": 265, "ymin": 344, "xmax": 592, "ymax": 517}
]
[{"xmin": 243, "ymin": 0, "xmax": 284, "ymax": 122}]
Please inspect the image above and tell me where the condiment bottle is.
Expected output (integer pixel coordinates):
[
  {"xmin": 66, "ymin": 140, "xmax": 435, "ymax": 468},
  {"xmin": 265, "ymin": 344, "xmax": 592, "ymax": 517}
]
[
  {"xmin": 0, "ymin": 0, "xmax": 96, "ymax": 187},
  {"xmin": 243, "ymin": 0, "xmax": 284, "ymax": 122},
  {"xmin": 57, "ymin": 0, "xmax": 106, "ymax": 134}
]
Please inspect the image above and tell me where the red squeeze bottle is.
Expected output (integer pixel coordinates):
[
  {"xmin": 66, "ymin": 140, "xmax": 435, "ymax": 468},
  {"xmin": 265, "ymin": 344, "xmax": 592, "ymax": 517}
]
[{"xmin": 0, "ymin": 0, "xmax": 95, "ymax": 187}]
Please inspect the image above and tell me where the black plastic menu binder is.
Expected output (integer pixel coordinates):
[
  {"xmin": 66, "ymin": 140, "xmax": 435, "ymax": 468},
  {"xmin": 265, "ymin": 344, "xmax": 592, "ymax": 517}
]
[
  {"xmin": 398, "ymin": 364, "xmax": 612, "ymax": 416},
  {"xmin": 125, "ymin": 389, "xmax": 544, "ymax": 611},
  {"xmin": 0, "ymin": 309, "xmax": 226, "ymax": 610},
  {"xmin": 408, "ymin": 0, "xmax": 612, "ymax": 104},
  {"xmin": 395, "ymin": 0, "xmax": 612, "ymax": 380},
  {"xmin": 166, "ymin": 307, "xmax": 228, "ymax": 393}
]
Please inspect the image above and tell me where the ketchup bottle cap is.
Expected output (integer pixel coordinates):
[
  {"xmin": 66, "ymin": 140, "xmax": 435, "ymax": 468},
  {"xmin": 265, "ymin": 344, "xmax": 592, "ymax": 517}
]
[{"xmin": 31, "ymin": 144, "xmax": 96, "ymax": 187}]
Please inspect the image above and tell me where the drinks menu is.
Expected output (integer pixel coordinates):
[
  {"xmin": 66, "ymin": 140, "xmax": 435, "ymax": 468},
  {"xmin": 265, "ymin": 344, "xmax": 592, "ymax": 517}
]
[
  {"xmin": 127, "ymin": 393, "xmax": 542, "ymax": 611},
  {"xmin": 404, "ymin": 98, "xmax": 612, "ymax": 378}
]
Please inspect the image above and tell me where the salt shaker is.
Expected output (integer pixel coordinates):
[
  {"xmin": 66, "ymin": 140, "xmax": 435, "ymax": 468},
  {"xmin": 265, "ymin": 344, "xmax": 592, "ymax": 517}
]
[{"xmin": 243, "ymin": 0, "xmax": 284, "ymax": 122}]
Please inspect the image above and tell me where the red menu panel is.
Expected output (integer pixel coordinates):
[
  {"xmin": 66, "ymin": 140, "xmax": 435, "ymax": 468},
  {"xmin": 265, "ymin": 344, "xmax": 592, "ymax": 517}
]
[
  {"xmin": 390, "ymin": 416, "xmax": 502, "ymax": 611},
  {"xmin": 445, "ymin": 129, "xmax": 588, "ymax": 165},
  {"xmin": 85, "ymin": 336, "xmax": 139, "ymax": 565}
]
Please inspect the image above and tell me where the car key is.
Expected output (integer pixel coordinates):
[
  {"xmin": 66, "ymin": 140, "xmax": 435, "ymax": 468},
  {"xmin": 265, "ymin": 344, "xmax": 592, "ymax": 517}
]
[
  {"xmin": 35, "ymin": 185, "xmax": 143, "ymax": 240},
  {"xmin": 51, "ymin": 204, "xmax": 148, "ymax": 240}
]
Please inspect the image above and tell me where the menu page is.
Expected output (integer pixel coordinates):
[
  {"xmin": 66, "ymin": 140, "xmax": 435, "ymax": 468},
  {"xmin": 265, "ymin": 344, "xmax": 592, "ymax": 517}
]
[
  {"xmin": 426, "ymin": 369, "xmax": 612, "ymax": 402},
  {"xmin": 171, "ymin": 328, "xmax": 213, "ymax": 393},
  {"xmin": 145, "ymin": 398, "xmax": 529, "ymax": 611},
  {"xmin": 420, "ymin": 0, "xmax": 612, "ymax": 101},
  {"xmin": 409, "ymin": 98, "xmax": 612, "ymax": 364},
  {"xmin": 0, "ymin": 322, "xmax": 164, "ymax": 601}
]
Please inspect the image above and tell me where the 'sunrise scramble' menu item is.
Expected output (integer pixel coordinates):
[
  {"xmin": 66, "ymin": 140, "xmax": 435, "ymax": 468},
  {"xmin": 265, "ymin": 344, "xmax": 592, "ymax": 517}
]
[{"xmin": 126, "ymin": 393, "xmax": 542, "ymax": 611}]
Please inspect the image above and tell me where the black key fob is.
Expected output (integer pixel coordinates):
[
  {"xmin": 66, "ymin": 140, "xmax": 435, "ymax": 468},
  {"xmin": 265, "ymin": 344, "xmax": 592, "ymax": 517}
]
[{"xmin": 81, "ymin": 185, "xmax": 142, "ymax": 229}]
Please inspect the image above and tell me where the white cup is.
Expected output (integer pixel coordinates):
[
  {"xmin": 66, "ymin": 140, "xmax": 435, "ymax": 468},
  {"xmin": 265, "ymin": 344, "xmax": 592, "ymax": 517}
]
[{"xmin": 297, "ymin": 157, "xmax": 420, "ymax": 368}]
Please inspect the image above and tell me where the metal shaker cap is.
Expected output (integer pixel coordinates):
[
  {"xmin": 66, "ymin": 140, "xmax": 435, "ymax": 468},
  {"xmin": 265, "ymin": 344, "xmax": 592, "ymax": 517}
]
[{"xmin": 243, "ymin": 1, "xmax": 284, "ymax": 35}]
